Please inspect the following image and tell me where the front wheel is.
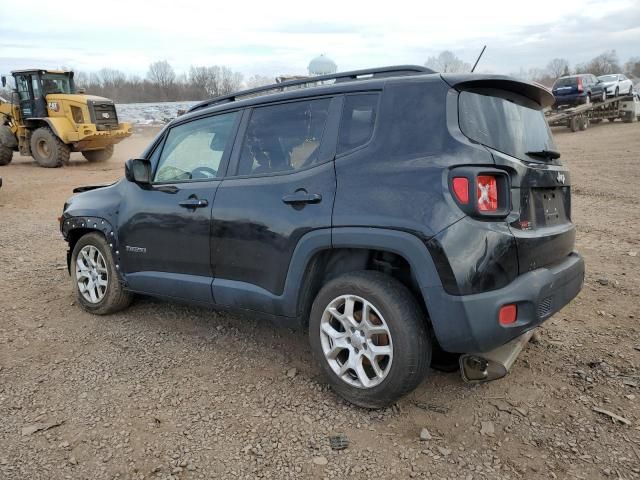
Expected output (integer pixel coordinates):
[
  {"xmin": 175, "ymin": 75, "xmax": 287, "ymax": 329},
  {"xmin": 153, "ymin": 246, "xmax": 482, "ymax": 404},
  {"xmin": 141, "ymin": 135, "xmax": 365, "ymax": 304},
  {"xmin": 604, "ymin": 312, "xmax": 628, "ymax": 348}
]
[
  {"xmin": 71, "ymin": 232, "xmax": 133, "ymax": 315},
  {"xmin": 30, "ymin": 127, "xmax": 70, "ymax": 167},
  {"xmin": 309, "ymin": 271, "xmax": 431, "ymax": 408},
  {"xmin": 0, "ymin": 144, "xmax": 12, "ymax": 166},
  {"xmin": 82, "ymin": 144, "xmax": 114, "ymax": 163},
  {"xmin": 615, "ymin": 87, "xmax": 619, "ymax": 97}
]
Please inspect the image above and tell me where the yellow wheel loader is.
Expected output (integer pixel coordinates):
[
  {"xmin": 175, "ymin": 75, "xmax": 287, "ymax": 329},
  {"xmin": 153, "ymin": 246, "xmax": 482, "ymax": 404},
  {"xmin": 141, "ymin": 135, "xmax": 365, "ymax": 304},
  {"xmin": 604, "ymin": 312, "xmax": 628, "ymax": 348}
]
[{"xmin": 0, "ymin": 69, "xmax": 132, "ymax": 168}]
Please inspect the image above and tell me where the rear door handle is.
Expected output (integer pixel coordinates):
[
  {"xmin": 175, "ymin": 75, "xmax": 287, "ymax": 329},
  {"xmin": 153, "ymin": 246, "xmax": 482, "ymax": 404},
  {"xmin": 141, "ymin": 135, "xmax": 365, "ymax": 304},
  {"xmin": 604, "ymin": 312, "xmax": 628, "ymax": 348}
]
[
  {"xmin": 282, "ymin": 192, "xmax": 322, "ymax": 205},
  {"xmin": 179, "ymin": 198, "xmax": 209, "ymax": 209}
]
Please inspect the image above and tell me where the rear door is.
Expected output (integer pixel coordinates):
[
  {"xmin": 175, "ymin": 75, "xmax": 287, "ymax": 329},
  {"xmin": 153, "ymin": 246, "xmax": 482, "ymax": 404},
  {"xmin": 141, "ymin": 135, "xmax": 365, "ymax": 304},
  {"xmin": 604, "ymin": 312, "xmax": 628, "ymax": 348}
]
[
  {"xmin": 457, "ymin": 87, "xmax": 575, "ymax": 273},
  {"xmin": 210, "ymin": 96, "xmax": 340, "ymax": 313}
]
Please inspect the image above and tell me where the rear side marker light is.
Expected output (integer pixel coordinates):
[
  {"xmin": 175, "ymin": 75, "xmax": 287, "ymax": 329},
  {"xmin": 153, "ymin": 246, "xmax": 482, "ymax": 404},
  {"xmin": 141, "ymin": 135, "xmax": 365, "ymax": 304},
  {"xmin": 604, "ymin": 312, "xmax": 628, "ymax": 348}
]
[
  {"xmin": 499, "ymin": 304, "xmax": 517, "ymax": 325},
  {"xmin": 452, "ymin": 177, "xmax": 469, "ymax": 204},
  {"xmin": 477, "ymin": 175, "xmax": 498, "ymax": 212}
]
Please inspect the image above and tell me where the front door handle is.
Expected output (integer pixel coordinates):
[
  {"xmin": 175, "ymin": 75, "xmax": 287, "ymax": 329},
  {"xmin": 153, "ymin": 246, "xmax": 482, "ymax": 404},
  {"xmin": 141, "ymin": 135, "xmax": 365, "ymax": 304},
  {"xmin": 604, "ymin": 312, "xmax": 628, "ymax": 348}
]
[
  {"xmin": 179, "ymin": 198, "xmax": 209, "ymax": 209},
  {"xmin": 282, "ymin": 192, "xmax": 322, "ymax": 205}
]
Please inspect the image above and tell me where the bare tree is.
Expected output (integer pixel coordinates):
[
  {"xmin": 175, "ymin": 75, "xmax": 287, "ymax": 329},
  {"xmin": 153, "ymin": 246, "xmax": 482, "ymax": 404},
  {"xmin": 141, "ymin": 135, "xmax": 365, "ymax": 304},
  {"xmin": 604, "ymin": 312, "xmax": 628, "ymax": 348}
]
[
  {"xmin": 575, "ymin": 50, "xmax": 621, "ymax": 76},
  {"xmin": 425, "ymin": 51, "xmax": 471, "ymax": 73},
  {"xmin": 546, "ymin": 58, "xmax": 570, "ymax": 79},
  {"xmin": 147, "ymin": 60, "xmax": 176, "ymax": 89},
  {"xmin": 246, "ymin": 74, "xmax": 273, "ymax": 89},
  {"xmin": 623, "ymin": 57, "xmax": 640, "ymax": 78}
]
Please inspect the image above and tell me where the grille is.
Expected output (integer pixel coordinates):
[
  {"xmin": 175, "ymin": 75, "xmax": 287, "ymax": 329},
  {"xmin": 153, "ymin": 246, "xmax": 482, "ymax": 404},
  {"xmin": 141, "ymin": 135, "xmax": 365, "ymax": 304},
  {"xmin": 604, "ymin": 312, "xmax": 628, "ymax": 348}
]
[
  {"xmin": 537, "ymin": 296, "xmax": 554, "ymax": 319},
  {"xmin": 88, "ymin": 101, "xmax": 119, "ymax": 129}
]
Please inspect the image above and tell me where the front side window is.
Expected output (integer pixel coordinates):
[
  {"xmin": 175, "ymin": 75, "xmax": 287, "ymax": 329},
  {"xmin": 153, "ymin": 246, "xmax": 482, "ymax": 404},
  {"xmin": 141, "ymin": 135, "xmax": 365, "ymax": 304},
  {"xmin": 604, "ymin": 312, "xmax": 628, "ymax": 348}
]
[
  {"xmin": 154, "ymin": 112, "xmax": 238, "ymax": 183},
  {"xmin": 337, "ymin": 93, "xmax": 378, "ymax": 154},
  {"xmin": 238, "ymin": 98, "xmax": 331, "ymax": 176},
  {"xmin": 41, "ymin": 74, "xmax": 73, "ymax": 94}
]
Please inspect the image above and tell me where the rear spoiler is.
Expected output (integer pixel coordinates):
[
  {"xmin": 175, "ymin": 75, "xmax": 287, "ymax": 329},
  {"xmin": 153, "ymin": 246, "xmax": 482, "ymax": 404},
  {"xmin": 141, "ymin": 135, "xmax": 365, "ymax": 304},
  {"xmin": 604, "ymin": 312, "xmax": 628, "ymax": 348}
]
[{"xmin": 441, "ymin": 74, "xmax": 555, "ymax": 108}]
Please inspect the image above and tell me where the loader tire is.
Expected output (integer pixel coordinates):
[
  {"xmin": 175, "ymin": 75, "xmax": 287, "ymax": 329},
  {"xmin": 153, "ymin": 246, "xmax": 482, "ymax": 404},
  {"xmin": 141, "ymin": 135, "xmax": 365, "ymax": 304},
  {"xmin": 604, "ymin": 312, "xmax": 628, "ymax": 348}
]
[
  {"xmin": 30, "ymin": 127, "xmax": 70, "ymax": 168},
  {"xmin": 82, "ymin": 144, "xmax": 114, "ymax": 163},
  {"xmin": 0, "ymin": 144, "xmax": 12, "ymax": 166}
]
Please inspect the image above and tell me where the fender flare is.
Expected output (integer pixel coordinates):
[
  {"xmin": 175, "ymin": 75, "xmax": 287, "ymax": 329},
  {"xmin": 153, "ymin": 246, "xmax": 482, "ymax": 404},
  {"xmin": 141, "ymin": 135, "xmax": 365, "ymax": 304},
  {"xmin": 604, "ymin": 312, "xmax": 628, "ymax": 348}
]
[
  {"xmin": 27, "ymin": 117, "xmax": 74, "ymax": 143},
  {"xmin": 61, "ymin": 215, "xmax": 125, "ymax": 283}
]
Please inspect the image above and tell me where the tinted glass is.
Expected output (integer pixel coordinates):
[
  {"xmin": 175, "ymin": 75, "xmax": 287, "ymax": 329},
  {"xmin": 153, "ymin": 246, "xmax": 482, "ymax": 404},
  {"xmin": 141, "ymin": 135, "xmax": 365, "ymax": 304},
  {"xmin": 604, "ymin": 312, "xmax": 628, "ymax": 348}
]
[
  {"xmin": 238, "ymin": 98, "xmax": 331, "ymax": 175},
  {"xmin": 41, "ymin": 73, "xmax": 72, "ymax": 94},
  {"xmin": 459, "ymin": 88, "xmax": 557, "ymax": 162},
  {"xmin": 598, "ymin": 75, "xmax": 617, "ymax": 82},
  {"xmin": 553, "ymin": 77, "xmax": 577, "ymax": 88},
  {"xmin": 337, "ymin": 94, "xmax": 378, "ymax": 154},
  {"xmin": 154, "ymin": 112, "xmax": 237, "ymax": 183},
  {"xmin": 15, "ymin": 75, "xmax": 30, "ymax": 101}
]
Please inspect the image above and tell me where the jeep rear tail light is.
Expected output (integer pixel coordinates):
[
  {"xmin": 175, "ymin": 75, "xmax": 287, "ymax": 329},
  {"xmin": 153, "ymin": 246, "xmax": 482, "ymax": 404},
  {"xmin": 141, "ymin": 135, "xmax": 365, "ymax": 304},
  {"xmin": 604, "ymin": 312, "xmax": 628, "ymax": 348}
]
[
  {"xmin": 577, "ymin": 77, "xmax": 583, "ymax": 93},
  {"xmin": 476, "ymin": 175, "xmax": 498, "ymax": 212},
  {"xmin": 452, "ymin": 177, "xmax": 469, "ymax": 204}
]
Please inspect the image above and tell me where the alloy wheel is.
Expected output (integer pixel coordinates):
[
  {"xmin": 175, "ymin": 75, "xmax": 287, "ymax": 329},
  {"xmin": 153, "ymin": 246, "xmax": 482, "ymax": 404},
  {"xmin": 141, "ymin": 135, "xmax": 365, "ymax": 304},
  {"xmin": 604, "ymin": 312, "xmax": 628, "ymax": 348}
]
[
  {"xmin": 75, "ymin": 245, "xmax": 108, "ymax": 303},
  {"xmin": 319, "ymin": 294, "xmax": 393, "ymax": 388}
]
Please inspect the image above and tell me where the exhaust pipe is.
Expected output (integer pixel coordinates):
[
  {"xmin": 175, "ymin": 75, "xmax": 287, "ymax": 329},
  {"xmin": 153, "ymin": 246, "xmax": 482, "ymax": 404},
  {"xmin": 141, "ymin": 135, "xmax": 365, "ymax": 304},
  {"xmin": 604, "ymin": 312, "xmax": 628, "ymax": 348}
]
[{"xmin": 459, "ymin": 330, "xmax": 535, "ymax": 383}]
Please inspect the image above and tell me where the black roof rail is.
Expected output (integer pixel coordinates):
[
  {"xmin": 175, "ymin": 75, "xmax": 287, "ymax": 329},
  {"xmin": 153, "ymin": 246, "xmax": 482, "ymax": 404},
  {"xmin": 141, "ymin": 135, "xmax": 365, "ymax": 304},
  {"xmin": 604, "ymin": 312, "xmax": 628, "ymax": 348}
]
[{"xmin": 187, "ymin": 65, "xmax": 434, "ymax": 113}]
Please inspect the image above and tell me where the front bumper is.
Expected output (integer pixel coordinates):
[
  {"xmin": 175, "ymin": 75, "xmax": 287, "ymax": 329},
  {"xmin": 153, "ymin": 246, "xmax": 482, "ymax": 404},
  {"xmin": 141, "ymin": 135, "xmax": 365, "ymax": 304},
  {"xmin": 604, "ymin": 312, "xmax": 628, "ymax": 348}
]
[
  {"xmin": 424, "ymin": 252, "xmax": 584, "ymax": 353},
  {"xmin": 69, "ymin": 122, "xmax": 133, "ymax": 150}
]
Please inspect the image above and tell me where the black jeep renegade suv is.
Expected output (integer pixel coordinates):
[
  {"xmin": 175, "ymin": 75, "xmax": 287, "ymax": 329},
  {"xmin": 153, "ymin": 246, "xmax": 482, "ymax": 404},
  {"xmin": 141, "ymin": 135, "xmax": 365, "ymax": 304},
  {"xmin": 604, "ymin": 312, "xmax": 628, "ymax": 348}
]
[{"xmin": 61, "ymin": 66, "xmax": 584, "ymax": 408}]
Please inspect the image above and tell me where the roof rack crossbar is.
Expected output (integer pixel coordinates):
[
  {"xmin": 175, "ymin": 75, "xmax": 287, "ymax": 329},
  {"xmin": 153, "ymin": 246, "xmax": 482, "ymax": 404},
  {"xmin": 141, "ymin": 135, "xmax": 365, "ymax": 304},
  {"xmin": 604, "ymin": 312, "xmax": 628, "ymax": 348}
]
[{"xmin": 187, "ymin": 65, "xmax": 433, "ymax": 113}]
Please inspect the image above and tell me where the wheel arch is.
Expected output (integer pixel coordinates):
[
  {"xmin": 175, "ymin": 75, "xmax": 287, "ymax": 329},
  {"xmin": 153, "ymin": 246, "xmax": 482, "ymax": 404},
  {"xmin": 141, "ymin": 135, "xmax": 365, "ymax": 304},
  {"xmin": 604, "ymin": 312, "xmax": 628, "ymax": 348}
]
[
  {"xmin": 292, "ymin": 228, "xmax": 443, "ymax": 328},
  {"xmin": 26, "ymin": 117, "xmax": 73, "ymax": 143},
  {"xmin": 63, "ymin": 216, "xmax": 124, "ymax": 282}
]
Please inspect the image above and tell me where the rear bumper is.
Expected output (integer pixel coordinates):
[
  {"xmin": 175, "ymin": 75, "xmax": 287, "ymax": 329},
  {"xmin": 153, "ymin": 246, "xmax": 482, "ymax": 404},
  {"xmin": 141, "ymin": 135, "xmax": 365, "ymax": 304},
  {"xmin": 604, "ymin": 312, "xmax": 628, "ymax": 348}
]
[{"xmin": 424, "ymin": 252, "xmax": 584, "ymax": 353}]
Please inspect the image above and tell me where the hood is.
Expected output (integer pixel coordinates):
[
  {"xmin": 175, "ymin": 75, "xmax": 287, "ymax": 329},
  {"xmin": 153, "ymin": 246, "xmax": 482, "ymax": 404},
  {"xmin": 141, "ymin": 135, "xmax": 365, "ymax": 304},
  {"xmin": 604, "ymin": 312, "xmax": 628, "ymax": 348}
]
[{"xmin": 46, "ymin": 93, "xmax": 114, "ymax": 104}]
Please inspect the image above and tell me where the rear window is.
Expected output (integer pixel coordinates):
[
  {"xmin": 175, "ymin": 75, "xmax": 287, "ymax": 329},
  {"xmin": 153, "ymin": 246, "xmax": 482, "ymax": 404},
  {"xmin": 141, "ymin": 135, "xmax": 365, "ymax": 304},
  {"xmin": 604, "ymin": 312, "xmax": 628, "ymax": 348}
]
[
  {"xmin": 458, "ymin": 88, "xmax": 557, "ymax": 162},
  {"xmin": 553, "ymin": 77, "xmax": 577, "ymax": 88}
]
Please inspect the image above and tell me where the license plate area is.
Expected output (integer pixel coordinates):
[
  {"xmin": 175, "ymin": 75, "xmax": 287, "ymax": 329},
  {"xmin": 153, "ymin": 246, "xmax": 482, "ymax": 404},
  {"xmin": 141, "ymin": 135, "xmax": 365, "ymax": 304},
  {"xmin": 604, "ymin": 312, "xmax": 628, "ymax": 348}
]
[{"xmin": 532, "ymin": 187, "xmax": 568, "ymax": 227}]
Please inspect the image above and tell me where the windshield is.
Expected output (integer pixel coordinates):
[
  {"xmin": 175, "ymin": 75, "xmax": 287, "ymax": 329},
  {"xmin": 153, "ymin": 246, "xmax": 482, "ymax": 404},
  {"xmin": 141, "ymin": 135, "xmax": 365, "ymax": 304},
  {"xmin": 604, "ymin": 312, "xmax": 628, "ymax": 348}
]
[
  {"xmin": 598, "ymin": 75, "xmax": 617, "ymax": 82},
  {"xmin": 553, "ymin": 77, "xmax": 576, "ymax": 88},
  {"xmin": 41, "ymin": 73, "xmax": 73, "ymax": 94},
  {"xmin": 458, "ymin": 88, "xmax": 557, "ymax": 163}
]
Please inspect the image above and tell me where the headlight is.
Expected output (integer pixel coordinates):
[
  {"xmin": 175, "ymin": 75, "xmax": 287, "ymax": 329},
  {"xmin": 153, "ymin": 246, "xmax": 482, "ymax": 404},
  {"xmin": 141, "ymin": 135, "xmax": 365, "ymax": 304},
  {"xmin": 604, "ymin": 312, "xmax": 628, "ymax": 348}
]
[{"xmin": 71, "ymin": 106, "xmax": 84, "ymax": 124}]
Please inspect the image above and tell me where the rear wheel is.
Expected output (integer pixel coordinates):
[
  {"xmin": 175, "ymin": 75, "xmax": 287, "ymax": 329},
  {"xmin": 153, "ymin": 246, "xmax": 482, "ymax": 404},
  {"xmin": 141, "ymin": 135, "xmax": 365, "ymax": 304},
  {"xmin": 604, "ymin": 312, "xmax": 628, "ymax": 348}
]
[
  {"xmin": 0, "ymin": 144, "xmax": 12, "ymax": 166},
  {"xmin": 82, "ymin": 144, "xmax": 114, "ymax": 163},
  {"xmin": 71, "ymin": 232, "xmax": 133, "ymax": 315},
  {"xmin": 569, "ymin": 116, "xmax": 579, "ymax": 132},
  {"xmin": 30, "ymin": 127, "xmax": 70, "ymax": 168},
  {"xmin": 309, "ymin": 271, "xmax": 431, "ymax": 408}
]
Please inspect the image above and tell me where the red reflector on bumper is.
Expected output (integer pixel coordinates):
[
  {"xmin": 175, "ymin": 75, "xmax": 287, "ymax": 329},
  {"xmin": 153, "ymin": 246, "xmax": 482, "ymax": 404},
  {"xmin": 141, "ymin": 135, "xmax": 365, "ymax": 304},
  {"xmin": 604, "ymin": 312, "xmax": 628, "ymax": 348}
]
[
  {"xmin": 499, "ymin": 304, "xmax": 517, "ymax": 325},
  {"xmin": 452, "ymin": 177, "xmax": 469, "ymax": 204}
]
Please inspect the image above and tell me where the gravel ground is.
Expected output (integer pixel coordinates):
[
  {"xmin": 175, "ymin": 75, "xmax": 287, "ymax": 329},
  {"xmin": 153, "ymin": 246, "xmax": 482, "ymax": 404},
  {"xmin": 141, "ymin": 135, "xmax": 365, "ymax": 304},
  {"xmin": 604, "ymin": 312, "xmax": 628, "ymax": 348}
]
[{"xmin": 0, "ymin": 121, "xmax": 639, "ymax": 480}]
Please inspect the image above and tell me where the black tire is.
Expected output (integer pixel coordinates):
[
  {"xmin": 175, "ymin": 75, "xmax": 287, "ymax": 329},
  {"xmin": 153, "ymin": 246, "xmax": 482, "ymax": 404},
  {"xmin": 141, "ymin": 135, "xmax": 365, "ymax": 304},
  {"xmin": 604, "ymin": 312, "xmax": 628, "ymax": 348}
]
[
  {"xmin": 607, "ymin": 118, "xmax": 616, "ymax": 123},
  {"xmin": 0, "ymin": 144, "xmax": 12, "ymax": 166},
  {"xmin": 309, "ymin": 271, "xmax": 431, "ymax": 408},
  {"xmin": 615, "ymin": 87, "xmax": 619, "ymax": 97},
  {"xmin": 569, "ymin": 116, "xmax": 579, "ymax": 132},
  {"xmin": 71, "ymin": 232, "xmax": 133, "ymax": 315},
  {"xmin": 30, "ymin": 127, "xmax": 70, "ymax": 168},
  {"xmin": 578, "ymin": 115, "xmax": 588, "ymax": 131},
  {"xmin": 82, "ymin": 144, "xmax": 114, "ymax": 163},
  {"xmin": 601, "ymin": 91, "xmax": 606, "ymax": 102}
]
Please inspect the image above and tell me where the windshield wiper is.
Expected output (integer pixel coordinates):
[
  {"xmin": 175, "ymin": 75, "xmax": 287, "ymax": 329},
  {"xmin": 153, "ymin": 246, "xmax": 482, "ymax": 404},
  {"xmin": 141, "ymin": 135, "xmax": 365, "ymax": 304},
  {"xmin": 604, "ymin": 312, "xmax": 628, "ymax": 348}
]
[{"xmin": 525, "ymin": 149, "xmax": 561, "ymax": 161}]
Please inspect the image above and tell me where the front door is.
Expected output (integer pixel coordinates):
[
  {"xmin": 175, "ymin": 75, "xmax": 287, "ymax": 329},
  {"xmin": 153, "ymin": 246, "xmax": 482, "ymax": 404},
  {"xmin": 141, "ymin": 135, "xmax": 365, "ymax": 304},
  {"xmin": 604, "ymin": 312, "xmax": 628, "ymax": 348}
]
[
  {"xmin": 211, "ymin": 97, "xmax": 340, "ymax": 315},
  {"xmin": 14, "ymin": 74, "xmax": 35, "ymax": 119},
  {"xmin": 118, "ymin": 110, "xmax": 240, "ymax": 303}
]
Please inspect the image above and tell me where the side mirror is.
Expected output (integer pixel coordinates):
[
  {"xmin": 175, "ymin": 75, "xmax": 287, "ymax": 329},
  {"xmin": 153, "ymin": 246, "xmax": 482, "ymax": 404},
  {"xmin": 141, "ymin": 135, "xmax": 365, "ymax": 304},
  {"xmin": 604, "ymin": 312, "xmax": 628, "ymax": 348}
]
[
  {"xmin": 1, "ymin": 76, "xmax": 6, "ymax": 88},
  {"xmin": 125, "ymin": 158, "xmax": 152, "ymax": 184}
]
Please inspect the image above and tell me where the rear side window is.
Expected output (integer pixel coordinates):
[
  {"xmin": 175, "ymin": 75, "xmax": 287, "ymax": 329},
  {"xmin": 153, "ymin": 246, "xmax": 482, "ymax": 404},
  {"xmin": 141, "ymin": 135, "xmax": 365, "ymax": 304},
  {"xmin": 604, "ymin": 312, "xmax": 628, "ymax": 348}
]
[
  {"xmin": 337, "ymin": 93, "xmax": 378, "ymax": 154},
  {"xmin": 458, "ymin": 88, "xmax": 557, "ymax": 163},
  {"xmin": 238, "ymin": 98, "xmax": 331, "ymax": 175}
]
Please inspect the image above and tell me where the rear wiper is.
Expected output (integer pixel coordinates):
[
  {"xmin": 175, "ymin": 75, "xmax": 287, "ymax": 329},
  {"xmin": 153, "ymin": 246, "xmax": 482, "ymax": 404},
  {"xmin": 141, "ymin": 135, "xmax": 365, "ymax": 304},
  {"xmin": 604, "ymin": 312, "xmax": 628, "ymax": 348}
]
[{"xmin": 525, "ymin": 149, "xmax": 561, "ymax": 161}]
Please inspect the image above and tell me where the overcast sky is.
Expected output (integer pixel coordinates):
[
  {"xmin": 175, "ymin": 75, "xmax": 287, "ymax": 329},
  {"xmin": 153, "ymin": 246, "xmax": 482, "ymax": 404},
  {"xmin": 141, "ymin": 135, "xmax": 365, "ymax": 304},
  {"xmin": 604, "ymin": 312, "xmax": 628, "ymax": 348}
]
[{"xmin": 1, "ymin": 0, "xmax": 639, "ymax": 79}]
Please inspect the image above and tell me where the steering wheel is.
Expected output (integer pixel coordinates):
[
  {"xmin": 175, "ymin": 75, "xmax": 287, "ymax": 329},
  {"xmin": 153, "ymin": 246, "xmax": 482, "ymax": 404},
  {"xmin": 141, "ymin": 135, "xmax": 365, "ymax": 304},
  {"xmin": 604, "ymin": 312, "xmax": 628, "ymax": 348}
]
[{"xmin": 191, "ymin": 166, "xmax": 217, "ymax": 179}]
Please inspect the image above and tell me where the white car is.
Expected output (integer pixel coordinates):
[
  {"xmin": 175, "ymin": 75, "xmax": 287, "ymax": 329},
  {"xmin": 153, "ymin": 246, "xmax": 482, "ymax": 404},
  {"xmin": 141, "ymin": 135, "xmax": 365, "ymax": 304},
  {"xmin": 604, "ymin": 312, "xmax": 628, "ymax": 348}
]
[{"xmin": 598, "ymin": 74, "xmax": 634, "ymax": 97}]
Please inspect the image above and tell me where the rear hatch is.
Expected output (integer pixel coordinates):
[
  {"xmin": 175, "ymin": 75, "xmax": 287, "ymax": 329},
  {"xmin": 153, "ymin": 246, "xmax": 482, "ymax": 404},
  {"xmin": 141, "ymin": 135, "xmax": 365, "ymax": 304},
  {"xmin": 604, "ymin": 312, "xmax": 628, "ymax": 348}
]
[
  {"xmin": 552, "ymin": 77, "xmax": 579, "ymax": 97},
  {"xmin": 448, "ymin": 76, "xmax": 575, "ymax": 274}
]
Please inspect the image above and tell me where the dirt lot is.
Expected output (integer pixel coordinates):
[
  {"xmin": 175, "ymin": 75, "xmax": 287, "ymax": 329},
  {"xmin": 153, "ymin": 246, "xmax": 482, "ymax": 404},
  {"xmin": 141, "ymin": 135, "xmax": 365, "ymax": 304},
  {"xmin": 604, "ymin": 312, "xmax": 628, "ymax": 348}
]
[{"xmin": 1, "ymin": 121, "xmax": 639, "ymax": 480}]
